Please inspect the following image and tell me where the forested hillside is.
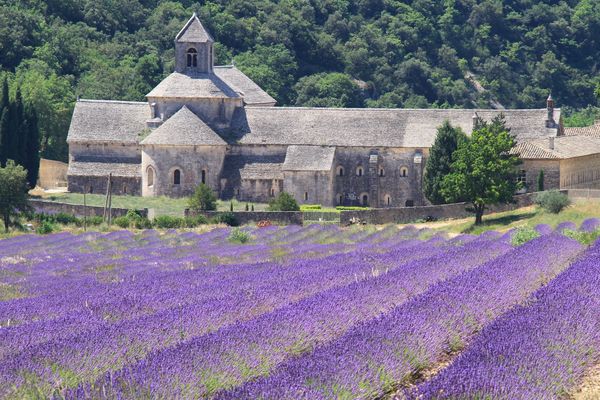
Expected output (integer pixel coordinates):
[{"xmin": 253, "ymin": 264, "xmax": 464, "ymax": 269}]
[{"xmin": 1, "ymin": 0, "xmax": 600, "ymax": 161}]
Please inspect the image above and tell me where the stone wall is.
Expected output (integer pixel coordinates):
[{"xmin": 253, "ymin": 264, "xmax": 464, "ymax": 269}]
[
  {"xmin": 284, "ymin": 170, "xmax": 334, "ymax": 206},
  {"xmin": 521, "ymin": 159, "xmax": 560, "ymax": 191},
  {"xmin": 142, "ymin": 145, "xmax": 225, "ymax": 197},
  {"xmin": 68, "ymin": 175, "xmax": 141, "ymax": 196},
  {"xmin": 560, "ymin": 154, "xmax": 600, "ymax": 189},
  {"xmin": 185, "ymin": 209, "xmax": 304, "ymax": 225},
  {"xmin": 333, "ymin": 147, "xmax": 427, "ymax": 208},
  {"xmin": 567, "ymin": 189, "xmax": 600, "ymax": 198},
  {"xmin": 38, "ymin": 159, "xmax": 68, "ymax": 189},
  {"xmin": 29, "ymin": 199, "xmax": 148, "ymax": 218},
  {"xmin": 340, "ymin": 193, "xmax": 539, "ymax": 225}
]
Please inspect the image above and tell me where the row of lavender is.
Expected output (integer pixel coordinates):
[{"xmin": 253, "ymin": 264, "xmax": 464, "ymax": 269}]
[
  {"xmin": 2, "ymin": 222, "xmax": 599, "ymax": 399},
  {"xmin": 1, "ymin": 225, "xmax": 456, "ymax": 397}
]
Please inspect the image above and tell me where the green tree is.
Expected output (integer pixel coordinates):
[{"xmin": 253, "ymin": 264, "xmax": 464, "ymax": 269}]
[
  {"xmin": 537, "ymin": 170, "xmax": 545, "ymax": 192},
  {"xmin": 189, "ymin": 183, "xmax": 217, "ymax": 212},
  {"xmin": 23, "ymin": 107, "xmax": 40, "ymax": 187},
  {"xmin": 268, "ymin": 192, "xmax": 300, "ymax": 211},
  {"xmin": 0, "ymin": 160, "xmax": 30, "ymax": 232},
  {"xmin": 293, "ymin": 72, "xmax": 363, "ymax": 108},
  {"xmin": 423, "ymin": 121, "xmax": 467, "ymax": 205},
  {"xmin": 0, "ymin": 77, "xmax": 8, "ymax": 165},
  {"xmin": 441, "ymin": 115, "xmax": 521, "ymax": 225}
]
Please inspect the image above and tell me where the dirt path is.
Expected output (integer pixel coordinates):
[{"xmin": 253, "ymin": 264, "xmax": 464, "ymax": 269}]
[{"xmin": 571, "ymin": 365, "xmax": 600, "ymax": 400}]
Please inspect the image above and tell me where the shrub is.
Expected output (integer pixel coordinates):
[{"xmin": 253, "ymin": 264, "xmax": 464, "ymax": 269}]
[
  {"xmin": 154, "ymin": 215, "xmax": 184, "ymax": 229},
  {"xmin": 268, "ymin": 192, "xmax": 300, "ymax": 211},
  {"xmin": 189, "ymin": 183, "xmax": 217, "ymax": 212},
  {"xmin": 511, "ymin": 227, "xmax": 540, "ymax": 246},
  {"xmin": 563, "ymin": 228, "xmax": 600, "ymax": 245},
  {"xmin": 335, "ymin": 206, "xmax": 369, "ymax": 211},
  {"xmin": 228, "ymin": 227, "xmax": 251, "ymax": 243},
  {"xmin": 300, "ymin": 204, "xmax": 322, "ymax": 211},
  {"xmin": 216, "ymin": 212, "xmax": 239, "ymax": 227},
  {"xmin": 36, "ymin": 221, "xmax": 55, "ymax": 235},
  {"xmin": 54, "ymin": 213, "xmax": 81, "ymax": 225},
  {"xmin": 535, "ymin": 190, "xmax": 571, "ymax": 214},
  {"xmin": 134, "ymin": 217, "xmax": 153, "ymax": 229},
  {"xmin": 537, "ymin": 170, "xmax": 544, "ymax": 192},
  {"xmin": 113, "ymin": 216, "xmax": 131, "ymax": 229},
  {"xmin": 87, "ymin": 216, "xmax": 104, "ymax": 226},
  {"xmin": 183, "ymin": 215, "xmax": 208, "ymax": 228}
]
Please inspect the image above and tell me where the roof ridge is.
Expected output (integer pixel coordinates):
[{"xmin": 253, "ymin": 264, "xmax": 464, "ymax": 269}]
[
  {"xmin": 244, "ymin": 106, "xmax": 555, "ymax": 112},
  {"xmin": 78, "ymin": 99, "xmax": 148, "ymax": 106}
]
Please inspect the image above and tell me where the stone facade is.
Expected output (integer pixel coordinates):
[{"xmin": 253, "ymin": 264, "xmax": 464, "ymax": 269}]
[{"xmin": 68, "ymin": 14, "xmax": 600, "ymax": 208}]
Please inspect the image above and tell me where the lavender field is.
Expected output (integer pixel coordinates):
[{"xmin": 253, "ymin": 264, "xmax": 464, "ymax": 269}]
[{"xmin": 0, "ymin": 223, "xmax": 599, "ymax": 399}]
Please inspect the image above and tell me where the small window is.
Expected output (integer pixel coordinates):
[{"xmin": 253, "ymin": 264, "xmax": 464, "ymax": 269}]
[
  {"xmin": 379, "ymin": 167, "xmax": 385, "ymax": 177},
  {"xmin": 337, "ymin": 193, "xmax": 343, "ymax": 205},
  {"xmin": 384, "ymin": 194, "xmax": 391, "ymax": 206},
  {"xmin": 201, "ymin": 169, "xmax": 206, "ymax": 184},
  {"xmin": 147, "ymin": 167, "xmax": 154, "ymax": 187},
  {"xmin": 270, "ymin": 188, "xmax": 275, "ymax": 197},
  {"xmin": 361, "ymin": 193, "xmax": 369, "ymax": 206},
  {"xmin": 88, "ymin": 185, "xmax": 93, "ymax": 194},
  {"xmin": 122, "ymin": 184, "xmax": 127, "ymax": 195},
  {"xmin": 336, "ymin": 166, "xmax": 345, "ymax": 176},
  {"xmin": 400, "ymin": 167, "xmax": 408, "ymax": 177},
  {"xmin": 187, "ymin": 48, "xmax": 198, "ymax": 68},
  {"xmin": 516, "ymin": 169, "xmax": 527, "ymax": 184},
  {"xmin": 173, "ymin": 169, "xmax": 181, "ymax": 185},
  {"xmin": 356, "ymin": 166, "xmax": 364, "ymax": 177},
  {"xmin": 405, "ymin": 200, "xmax": 414, "ymax": 207},
  {"xmin": 304, "ymin": 192, "xmax": 309, "ymax": 201}
]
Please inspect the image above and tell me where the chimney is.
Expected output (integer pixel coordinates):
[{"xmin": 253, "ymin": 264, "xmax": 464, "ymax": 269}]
[
  {"xmin": 150, "ymin": 102, "xmax": 157, "ymax": 119},
  {"xmin": 546, "ymin": 94, "xmax": 555, "ymax": 128},
  {"xmin": 548, "ymin": 136, "xmax": 555, "ymax": 150}
]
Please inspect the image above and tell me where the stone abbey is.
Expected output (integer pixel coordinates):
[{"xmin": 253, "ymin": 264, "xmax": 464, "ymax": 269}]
[{"xmin": 67, "ymin": 14, "xmax": 600, "ymax": 207}]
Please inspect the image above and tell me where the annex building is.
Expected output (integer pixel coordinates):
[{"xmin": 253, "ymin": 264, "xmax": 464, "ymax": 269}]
[{"xmin": 66, "ymin": 14, "xmax": 600, "ymax": 207}]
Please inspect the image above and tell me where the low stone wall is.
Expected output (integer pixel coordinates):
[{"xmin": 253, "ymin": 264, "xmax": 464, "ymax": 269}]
[
  {"xmin": 29, "ymin": 199, "xmax": 148, "ymax": 219},
  {"xmin": 303, "ymin": 211, "xmax": 340, "ymax": 222},
  {"xmin": 185, "ymin": 209, "xmax": 304, "ymax": 225},
  {"xmin": 340, "ymin": 193, "xmax": 539, "ymax": 226}
]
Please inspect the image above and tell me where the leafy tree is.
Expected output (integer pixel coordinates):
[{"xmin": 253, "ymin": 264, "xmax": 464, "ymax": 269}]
[
  {"xmin": 441, "ymin": 115, "xmax": 521, "ymax": 225},
  {"xmin": 0, "ymin": 160, "xmax": 30, "ymax": 232},
  {"xmin": 268, "ymin": 192, "xmax": 300, "ymax": 211},
  {"xmin": 24, "ymin": 107, "xmax": 40, "ymax": 187},
  {"xmin": 294, "ymin": 72, "xmax": 363, "ymax": 108},
  {"xmin": 423, "ymin": 121, "xmax": 467, "ymax": 205},
  {"xmin": 189, "ymin": 183, "xmax": 217, "ymax": 212}
]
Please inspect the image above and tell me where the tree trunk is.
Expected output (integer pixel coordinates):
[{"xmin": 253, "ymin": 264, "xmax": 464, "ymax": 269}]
[{"xmin": 474, "ymin": 204, "xmax": 485, "ymax": 225}]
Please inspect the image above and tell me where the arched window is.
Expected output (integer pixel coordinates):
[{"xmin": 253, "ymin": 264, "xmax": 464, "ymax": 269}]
[
  {"xmin": 400, "ymin": 166, "xmax": 408, "ymax": 177},
  {"xmin": 356, "ymin": 166, "xmax": 364, "ymax": 177},
  {"xmin": 201, "ymin": 169, "xmax": 206, "ymax": 184},
  {"xmin": 336, "ymin": 166, "xmax": 345, "ymax": 176},
  {"xmin": 361, "ymin": 193, "xmax": 369, "ymax": 206},
  {"xmin": 337, "ymin": 193, "xmax": 343, "ymax": 205},
  {"xmin": 384, "ymin": 194, "xmax": 391, "ymax": 206},
  {"xmin": 122, "ymin": 184, "xmax": 127, "ymax": 195},
  {"xmin": 173, "ymin": 169, "xmax": 181, "ymax": 185},
  {"xmin": 88, "ymin": 185, "xmax": 93, "ymax": 194},
  {"xmin": 379, "ymin": 167, "xmax": 385, "ymax": 177},
  {"xmin": 187, "ymin": 48, "xmax": 198, "ymax": 68},
  {"xmin": 270, "ymin": 188, "xmax": 276, "ymax": 197},
  {"xmin": 304, "ymin": 192, "xmax": 309, "ymax": 201},
  {"xmin": 147, "ymin": 167, "xmax": 155, "ymax": 187}
]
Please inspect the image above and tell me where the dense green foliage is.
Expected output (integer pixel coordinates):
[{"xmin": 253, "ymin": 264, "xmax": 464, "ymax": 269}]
[
  {"xmin": 511, "ymin": 226, "xmax": 540, "ymax": 246},
  {"xmin": 441, "ymin": 115, "xmax": 521, "ymax": 224},
  {"xmin": 3, "ymin": 0, "xmax": 600, "ymax": 161},
  {"xmin": 0, "ymin": 160, "xmax": 30, "ymax": 232},
  {"xmin": 0, "ymin": 79, "xmax": 40, "ymax": 187},
  {"xmin": 535, "ymin": 190, "xmax": 571, "ymax": 213},
  {"xmin": 537, "ymin": 170, "xmax": 545, "ymax": 192},
  {"xmin": 227, "ymin": 227, "xmax": 252, "ymax": 243},
  {"xmin": 189, "ymin": 183, "xmax": 217, "ymax": 212},
  {"xmin": 423, "ymin": 121, "xmax": 467, "ymax": 205},
  {"xmin": 268, "ymin": 192, "xmax": 300, "ymax": 211}
]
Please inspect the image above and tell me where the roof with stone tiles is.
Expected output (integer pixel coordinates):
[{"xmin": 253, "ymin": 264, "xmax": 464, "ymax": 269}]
[
  {"xmin": 213, "ymin": 66, "xmax": 276, "ymax": 105},
  {"xmin": 564, "ymin": 121, "xmax": 600, "ymax": 138},
  {"xmin": 235, "ymin": 108, "xmax": 560, "ymax": 148},
  {"xmin": 512, "ymin": 136, "xmax": 600, "ymax": 159},
  {"xmin": 67, "ymin": 100, "xmax": 150, "ymax": 144},
  {"xmin": 282, "ymin": 145, "xmax": 336, "ymax": 171},
  {"xmin": 146, "ymin": 72, "xmax": 240, "ymax": 99},
  {"xmin": 68, "ymin": 161, "xmax": 140, "ymax": 177},
  {"xmin": 240, "ymin": 163, "xmax": 284, "ymax": 180},
  {"xmin": 141, "ymin": 106, "xmax": 226, "ymax": 146},
  {"xmin": 176, "ymin": 13, "xmax": 213, "ymax": 43}
]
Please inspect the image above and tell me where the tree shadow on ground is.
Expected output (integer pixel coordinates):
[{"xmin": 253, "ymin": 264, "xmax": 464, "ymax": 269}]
[{"xmin": 462, "ymin": 211, "xmax": 538, "ymax": 234}]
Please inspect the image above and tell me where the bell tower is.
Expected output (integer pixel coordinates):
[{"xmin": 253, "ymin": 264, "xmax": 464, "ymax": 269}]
[{"xmin": 175, "ymin": 13, "xmax": 214, "ymax": 74}]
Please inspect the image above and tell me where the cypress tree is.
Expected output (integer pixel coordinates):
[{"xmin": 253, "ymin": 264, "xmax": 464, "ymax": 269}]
[
  {"xmin": 537, "ymin": 170, "xmax": 545, "ymax": 192},
  {"xmin": 12, "ymin": 89, "xmax": 26, "ymax": 167},
  {"xmin": 0, "ymin": 107, "xmax": 8, "ymax": 166},
  {"xmin": 423, "ymin": 121, "xmax": 467, "ymax": 205},
  {"xmin": 24, "ymin": 107, "xmax": 40, "ymax": 187}
]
